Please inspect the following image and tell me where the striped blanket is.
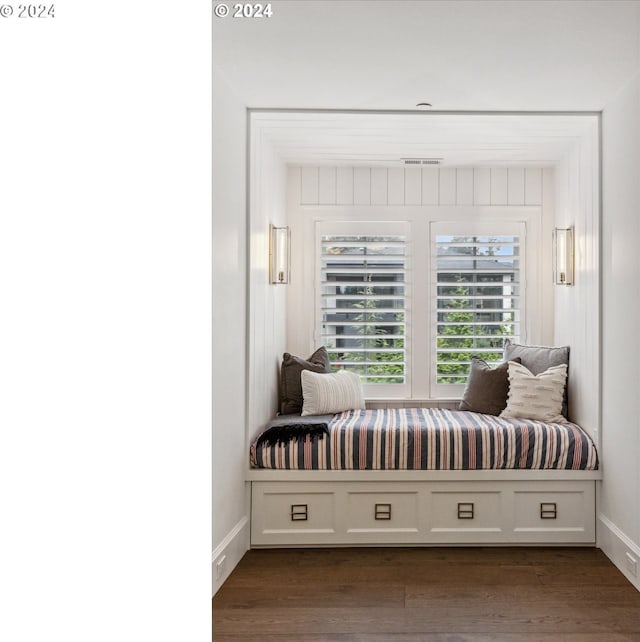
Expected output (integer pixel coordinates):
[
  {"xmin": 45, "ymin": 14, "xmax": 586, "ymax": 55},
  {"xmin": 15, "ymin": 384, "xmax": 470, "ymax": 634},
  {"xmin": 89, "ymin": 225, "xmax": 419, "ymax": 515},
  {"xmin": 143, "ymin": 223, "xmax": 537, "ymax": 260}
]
[{"xmin": 250, "ymin": 408, "xmax": 599, "ymax": 471}]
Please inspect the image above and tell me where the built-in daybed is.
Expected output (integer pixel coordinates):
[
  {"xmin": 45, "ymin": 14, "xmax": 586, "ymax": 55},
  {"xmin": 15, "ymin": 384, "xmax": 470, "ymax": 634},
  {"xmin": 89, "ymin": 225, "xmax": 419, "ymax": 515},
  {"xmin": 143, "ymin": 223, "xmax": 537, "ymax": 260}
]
[{"xmin": 248, "ymin": 343, "xmax": 600, "ymax": 548}]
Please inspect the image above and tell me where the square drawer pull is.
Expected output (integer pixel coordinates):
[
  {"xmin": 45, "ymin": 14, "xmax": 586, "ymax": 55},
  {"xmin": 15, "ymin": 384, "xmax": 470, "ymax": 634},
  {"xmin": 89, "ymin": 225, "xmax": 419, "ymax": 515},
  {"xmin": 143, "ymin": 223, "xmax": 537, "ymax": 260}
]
[
  {"xmin": 290, "ymin": 504, "xmax": 308, "ymax": 521},
  {"xmin": 457, "ymin": 502, "xmax": 474, "ymax": 519},
  {"xmin": 540, "ymin": 502, "xmax": 557, "ymax": 519},
  {"xmin": 374, "ymin": 503, "xmax": 392, "ymax": 520}
]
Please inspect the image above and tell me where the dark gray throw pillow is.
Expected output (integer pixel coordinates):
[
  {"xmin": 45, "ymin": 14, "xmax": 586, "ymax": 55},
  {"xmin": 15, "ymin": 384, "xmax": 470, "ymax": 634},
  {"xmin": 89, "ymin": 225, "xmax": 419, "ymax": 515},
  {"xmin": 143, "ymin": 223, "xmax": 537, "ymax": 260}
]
[
  {"xmin": 459, "ymin": 357, "xmax": 521, "ymax": 416},
  {"xmin": 503, "ymin": 339, "xmax": 570, "ymax": 417},
  {"xmin": 279, "ymin": 347, "xmax": 332, "ymax": 415}
]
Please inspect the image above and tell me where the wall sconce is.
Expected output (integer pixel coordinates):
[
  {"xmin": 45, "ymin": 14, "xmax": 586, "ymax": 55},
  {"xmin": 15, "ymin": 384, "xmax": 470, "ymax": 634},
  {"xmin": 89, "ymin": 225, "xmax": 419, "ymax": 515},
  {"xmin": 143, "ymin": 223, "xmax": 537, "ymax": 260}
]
[
  {"xmin": 553, "ymin": 227, "xmax": 574, "ymax": 285},
  {"xmin": 269, "ymin": 224, "xmax": 290, "ymax": 284}
]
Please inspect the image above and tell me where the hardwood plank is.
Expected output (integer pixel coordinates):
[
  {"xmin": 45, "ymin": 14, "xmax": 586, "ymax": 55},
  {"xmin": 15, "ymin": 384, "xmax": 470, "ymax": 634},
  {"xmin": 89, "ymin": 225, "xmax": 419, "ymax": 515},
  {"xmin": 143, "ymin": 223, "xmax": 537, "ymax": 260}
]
[
  {"xmin": 231, "ymin": 547, "xmax": 614, "ymax": 569},
  {"xmin": 405, "ymin": 583, "xmax": 640, "ymax": 608},
  {"xmin": 214, "ymin": 605, "xmax": 640, "ymax": 636},
  {"xmin": 537, "ymin": 563, "xmax": 633, "ymax": 586},
  {"xmin": 215, "ymin": 632, "xmax": 638, "ymax": 642},
  {"xmin": 222, "ymin": 562, "xmax": 544, "ymax": 587},
  {"xmin": 214, "ymin": 581, "xmax": 405, "ymax": 609}
]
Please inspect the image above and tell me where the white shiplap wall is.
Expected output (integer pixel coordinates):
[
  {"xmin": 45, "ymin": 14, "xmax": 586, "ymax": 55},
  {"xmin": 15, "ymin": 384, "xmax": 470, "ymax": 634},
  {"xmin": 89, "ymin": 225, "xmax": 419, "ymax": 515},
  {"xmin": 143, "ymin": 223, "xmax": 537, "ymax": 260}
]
[
  {"xmin": 554, "ymin": 136, "xmax": 600, "ymax": 442},
  {"xmin": 298, "ymin": 166, "xmax": 543, "ymax": 207},
  {"xmin": 249, "ymin": 140, "xmax": 289, "ymax": 438}
]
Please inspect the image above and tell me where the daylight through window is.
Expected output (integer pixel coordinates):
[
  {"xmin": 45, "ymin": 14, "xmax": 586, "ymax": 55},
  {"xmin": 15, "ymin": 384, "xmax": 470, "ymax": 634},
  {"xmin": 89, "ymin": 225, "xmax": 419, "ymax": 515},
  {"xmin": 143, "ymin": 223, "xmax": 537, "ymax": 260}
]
[
  {"xmin": 434, "ymin": 234, "xmax": 521, "ymax": 385},
  {"xmin": 320, "ymin": 235, "xmax": 407, "ymax": 386}
]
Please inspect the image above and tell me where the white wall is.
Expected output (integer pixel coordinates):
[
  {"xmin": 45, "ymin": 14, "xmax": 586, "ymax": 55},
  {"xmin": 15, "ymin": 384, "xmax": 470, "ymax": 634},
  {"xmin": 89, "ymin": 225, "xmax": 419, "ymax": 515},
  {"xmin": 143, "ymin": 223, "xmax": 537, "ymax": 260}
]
[
  {"xmin": 247, "ymin": 123, "xmax": 289, "ymax": 441},
  {"xmin": 212, "ymin": 95, "xmax": 289, "ymax": 599},
  {"xmin": 553, "ymin": 122, "xmax": 601, "ymax": 442},
  {"xmin": 212, "ymin": 70, "xmax": 249, "ymax": 595},
  {"xmin": 599, "ymin": 69, "xmax": 640, "ymax": 591}
]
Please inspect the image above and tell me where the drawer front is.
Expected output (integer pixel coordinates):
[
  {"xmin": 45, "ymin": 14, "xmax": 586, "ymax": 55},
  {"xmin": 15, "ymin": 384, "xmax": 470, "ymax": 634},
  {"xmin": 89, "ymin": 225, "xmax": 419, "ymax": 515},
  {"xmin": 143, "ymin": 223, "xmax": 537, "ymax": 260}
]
[
  {"xmin": 512, "ymin": 484, "xmax": 595, "ymax": 543},
  {"xmin": 346, "ymin": 490, "xmax": 419, "ymax": 534},
  {"xmin": 251, "ymin": 483, "xmax": 337, "ymax": 545},
  {"xmin": 428, "ymin": 490, "xmax": 504, "ymax": 541}
]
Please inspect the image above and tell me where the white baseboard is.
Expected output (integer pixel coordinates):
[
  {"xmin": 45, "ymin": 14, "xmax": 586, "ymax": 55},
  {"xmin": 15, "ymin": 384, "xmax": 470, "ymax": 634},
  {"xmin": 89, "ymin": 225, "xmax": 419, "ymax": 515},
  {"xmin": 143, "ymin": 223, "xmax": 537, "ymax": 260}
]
[
  {"xmin": 212, "ymin": 515, "xmax": 249, "ymax": 597},
  {"xmin": 597, "ymin": 513, "xmax": 640, "ymax": 592}
]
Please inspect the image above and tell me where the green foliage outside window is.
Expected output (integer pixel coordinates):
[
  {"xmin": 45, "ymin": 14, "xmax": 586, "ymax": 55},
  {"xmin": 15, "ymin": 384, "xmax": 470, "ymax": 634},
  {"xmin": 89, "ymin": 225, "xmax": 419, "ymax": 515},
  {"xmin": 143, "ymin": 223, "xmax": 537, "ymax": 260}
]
[
  {"xmin": 437, "ymin": 278, "xmax": 510, "ymax": 384},
  {"xmin": 327, "ymin": 284, "xmax": 405, "ymax": 384}
]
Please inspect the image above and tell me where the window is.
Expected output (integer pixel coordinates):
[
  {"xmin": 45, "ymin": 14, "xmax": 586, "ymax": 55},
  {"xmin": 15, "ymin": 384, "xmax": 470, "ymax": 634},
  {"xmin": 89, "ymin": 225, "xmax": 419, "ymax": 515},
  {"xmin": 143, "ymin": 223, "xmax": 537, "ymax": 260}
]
[
  {"xmin": 317, "ymin": 222, "xmax": 410, "ymax": 397},
  {"xmin": 313, "ymin": 218, "xmax": 531, "ymax": 400},
  {"xmin": 431, "ymin": 221, "xmax": 525, "ymax": 397}
]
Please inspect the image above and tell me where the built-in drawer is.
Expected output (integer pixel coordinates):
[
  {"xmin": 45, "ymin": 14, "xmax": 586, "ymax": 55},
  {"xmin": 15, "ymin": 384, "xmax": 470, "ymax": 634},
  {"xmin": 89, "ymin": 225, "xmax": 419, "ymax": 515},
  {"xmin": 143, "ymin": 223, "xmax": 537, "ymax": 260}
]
[
  {"xmin": 512, "ymin": 483, "xmax": 595, "ymax": 543},
  {"xmin": 346, "ymin": 490, "xmax": 420, "ymax": 534},
  {"xmin": 427, "ymin": 488, "xmax": 505, "ymax": 542},
  {"xmin": 251, "ymin": 482, "xmax": 337, "ymax": 545}
]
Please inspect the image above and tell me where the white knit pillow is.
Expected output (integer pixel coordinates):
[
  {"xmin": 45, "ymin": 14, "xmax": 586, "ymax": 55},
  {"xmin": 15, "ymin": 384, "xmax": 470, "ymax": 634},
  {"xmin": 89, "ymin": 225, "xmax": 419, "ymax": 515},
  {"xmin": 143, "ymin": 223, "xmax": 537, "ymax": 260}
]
[
  {"xmin": 500, "ymin": 361, "xmax": 568, "ymax": 423},
  {"xmin": 300, "ymin": 369, "xmax": 365, "ymax": 416}
]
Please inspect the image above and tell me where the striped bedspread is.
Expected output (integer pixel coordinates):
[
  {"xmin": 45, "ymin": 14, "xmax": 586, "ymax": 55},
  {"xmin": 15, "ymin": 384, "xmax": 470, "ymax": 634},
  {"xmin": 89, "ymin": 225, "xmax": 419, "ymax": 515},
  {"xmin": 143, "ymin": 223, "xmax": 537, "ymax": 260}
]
[{"xmin": 250, "ymin": 408, "xmax": 599, "ymax": 470}]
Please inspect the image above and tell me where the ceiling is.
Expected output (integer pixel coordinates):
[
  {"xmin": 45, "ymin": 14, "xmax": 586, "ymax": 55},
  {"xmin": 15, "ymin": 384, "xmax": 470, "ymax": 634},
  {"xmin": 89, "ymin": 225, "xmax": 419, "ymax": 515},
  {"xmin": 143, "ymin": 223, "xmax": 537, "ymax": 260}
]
[
  {"xmin": 250, "ymin": 111, "xmax": 598, "ymax": 166},
  {"xmin": 214, "ymin": 0, "xmax": 639, "ymax": 166}
]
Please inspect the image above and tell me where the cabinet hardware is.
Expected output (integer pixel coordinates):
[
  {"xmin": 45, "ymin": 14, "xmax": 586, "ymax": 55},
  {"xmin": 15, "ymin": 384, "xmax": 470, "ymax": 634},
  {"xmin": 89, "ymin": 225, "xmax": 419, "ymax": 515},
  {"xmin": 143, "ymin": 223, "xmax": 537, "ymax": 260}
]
[
  {"xmin": 540, "ymin": 502, "xmax": 557, "ymax": 519},
  {"xmin": 374, "ymin": 503, "xmax": 392, "ymax": 520},
  {"xmin": 457, "ymin": 502, "xmax": 474, "ymax": 519},
  {"xmin": 290, "ymin": 504, "xmax": 308, "ymax": 521}
]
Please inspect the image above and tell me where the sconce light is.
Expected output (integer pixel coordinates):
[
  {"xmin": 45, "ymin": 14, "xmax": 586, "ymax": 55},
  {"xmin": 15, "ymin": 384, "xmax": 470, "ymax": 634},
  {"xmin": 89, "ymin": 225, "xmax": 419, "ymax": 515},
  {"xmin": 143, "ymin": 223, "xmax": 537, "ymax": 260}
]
[
  {"xmin": 269, "ymin": 224, "xmax": 290, "ymax": 284},
  {"xmin": 553, "ymin": 227, "xmax": 574, "ymax": 285}
]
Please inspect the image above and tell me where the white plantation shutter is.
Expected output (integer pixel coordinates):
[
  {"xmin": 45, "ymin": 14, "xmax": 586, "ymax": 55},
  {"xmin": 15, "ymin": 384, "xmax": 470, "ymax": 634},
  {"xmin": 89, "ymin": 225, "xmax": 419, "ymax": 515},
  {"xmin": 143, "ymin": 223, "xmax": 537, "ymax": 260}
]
[
  {"xmin": 319, "ymin": 229, "xmax": 408, "ymax": 392},
  {"xmin": 312, "ymin": 219, "xmax": 532, "ymax": 400},
  {"xmin": 432, "ymin": 227, "xmax": 524, "ymax": 392}
]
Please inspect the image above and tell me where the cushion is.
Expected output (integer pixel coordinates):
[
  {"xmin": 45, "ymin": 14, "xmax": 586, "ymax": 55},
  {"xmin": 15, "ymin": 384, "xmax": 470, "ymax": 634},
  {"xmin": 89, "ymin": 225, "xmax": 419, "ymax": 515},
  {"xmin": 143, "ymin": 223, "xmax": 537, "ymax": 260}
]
[
  {"xmin": 500, "ymin": 361, "xmax": 568, "ymax": 423},
  {"xmin": 458, "ymin": 357, "xmax": 521, "ymax": 416},
  {"xmin": 503, "ymin": 340, "xmax": 570, "ymax": 417},
  {"xmin": 279, "ymin": 347, "xmax": 332, "ymax": 415},
  {"xmin": 300, "ymin": 369, "xmax": 366, "ymax": 416}
]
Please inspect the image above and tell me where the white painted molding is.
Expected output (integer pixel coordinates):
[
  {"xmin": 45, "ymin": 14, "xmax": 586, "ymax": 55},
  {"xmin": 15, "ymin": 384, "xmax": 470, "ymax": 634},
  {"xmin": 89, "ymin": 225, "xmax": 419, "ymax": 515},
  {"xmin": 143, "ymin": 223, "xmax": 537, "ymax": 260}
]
[
  {"xmin": 212, "ymin": 515, "xmax": 249, "ymax": 597},
  {"xmin": 597, "ymin": 513, "xmax": 640, "ymax": 592}
]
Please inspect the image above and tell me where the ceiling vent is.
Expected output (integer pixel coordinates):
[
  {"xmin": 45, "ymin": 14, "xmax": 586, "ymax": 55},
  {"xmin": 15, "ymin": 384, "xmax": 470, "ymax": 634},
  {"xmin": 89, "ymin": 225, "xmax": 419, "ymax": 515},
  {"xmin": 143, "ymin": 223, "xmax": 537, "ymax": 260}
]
[{"xmin": 402, "ymin": 158, "xmax": 443, "ymax": 166}]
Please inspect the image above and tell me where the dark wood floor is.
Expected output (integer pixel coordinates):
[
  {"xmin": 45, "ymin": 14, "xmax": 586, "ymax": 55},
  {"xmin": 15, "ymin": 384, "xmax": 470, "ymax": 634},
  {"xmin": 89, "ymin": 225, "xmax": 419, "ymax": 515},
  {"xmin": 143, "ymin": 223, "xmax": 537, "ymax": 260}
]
[{"xmin": 213, "ymin": 547, "xmax": 640, "ymax": 641}]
